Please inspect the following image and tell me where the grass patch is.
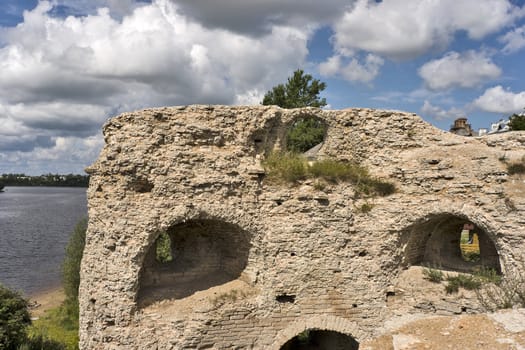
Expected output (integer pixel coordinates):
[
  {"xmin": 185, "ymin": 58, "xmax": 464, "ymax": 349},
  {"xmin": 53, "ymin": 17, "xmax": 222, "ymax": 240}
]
[
  {"xmin": 308, "ymin": 158, "xmax": 367, "ymax": 183},
  {"xmin": 262, "ymin": 151, "xmax": 396, "ymax": 197},
  {"xmin": 475, "ymin": 268, "xmax": 502, "ymax": 284},
  {"xmin": 423, "ymin": 267, "xmax": 444, "ymax": 283},
  {"xmin": 263, "ymin": 152, "xmax": 308, "ymax": 183},
  {"xmin": 444, "ymin": 269, "xmax": 500, "ymax": 294},
  {"xmin": 445, "ymin": 274, "xmax": 482, "ymax": 294},
  {"xmin": 422, "ymin": 267, "xmax": 502, "ymax": 295},
  {"xmin": 27, "ymin": 304, "xmax": 79, "ymax": 350}
]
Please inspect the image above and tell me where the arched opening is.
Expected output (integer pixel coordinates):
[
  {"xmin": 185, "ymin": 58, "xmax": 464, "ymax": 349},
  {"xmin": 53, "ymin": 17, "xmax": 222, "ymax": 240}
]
[
  {"xmin": 279, "ymin": 329, "xmax": 359, "ymax": 350},
  {"xmin": 286, "ymin": 116, "xmax": 327, "ymax": 155},
  {"xmin": 402, "ymin": 214, "xmax": 501, "ymax": 273},
  {"xmin": 137, "ymin": 219, "xmax": 251, "ymax": 307}
]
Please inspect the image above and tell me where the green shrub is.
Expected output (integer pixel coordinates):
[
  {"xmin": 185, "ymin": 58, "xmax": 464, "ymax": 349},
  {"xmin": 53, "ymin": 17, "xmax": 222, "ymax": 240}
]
[
  {"xmin": 19, "ymin": 333, "xmax": 67, "ymax": 350},
  {"xmin": 56, "ymin": 217, "xmax": 87, "ymax": 349},
  {"xmin": 0, "ymin": 284, "xmax": 31, "ymax": 350},
  {"xmin": 156, "ymin": 231, "xmax": 173, "ymax": 263},
  {"xmin": 62, "ymin": 218, "xmax": 87, "ymax": 305},
  {"xmin": 423, "ymin": 268, "xmax": 444, "ymax": 283},
  {"xmin": 509, "ymin": 113, "xmax": 525, "ymax": 131}
]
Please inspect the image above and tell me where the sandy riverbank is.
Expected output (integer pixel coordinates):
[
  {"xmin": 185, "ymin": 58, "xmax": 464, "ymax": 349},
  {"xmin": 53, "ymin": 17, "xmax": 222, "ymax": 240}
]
[{"xmin": 28, "ymin": 286, "xmax": 65, "ymax": 318}]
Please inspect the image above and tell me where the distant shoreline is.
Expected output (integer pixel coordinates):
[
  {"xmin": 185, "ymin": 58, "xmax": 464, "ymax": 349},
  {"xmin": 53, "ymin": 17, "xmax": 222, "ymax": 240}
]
[{"xmin": 0, "ymin": 173, "xmax": 89, "ymax": 187}]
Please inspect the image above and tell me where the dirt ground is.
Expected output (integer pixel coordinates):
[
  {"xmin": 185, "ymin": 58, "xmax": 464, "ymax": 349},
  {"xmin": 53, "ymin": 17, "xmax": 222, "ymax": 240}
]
[
  {"xmin": 361, "ymin": 310, "xmax": 525, "ymax": 350},
  {"xmin": 141, "ymin": 277, "xmax": 258, "ymax": 320},
  {"xmin": 363, "ymin": 265, "xmax": 525, "ymax": 349},
  {"xmin": 28, "ymin": 287, "xmax": 65, "ymax": 318}
]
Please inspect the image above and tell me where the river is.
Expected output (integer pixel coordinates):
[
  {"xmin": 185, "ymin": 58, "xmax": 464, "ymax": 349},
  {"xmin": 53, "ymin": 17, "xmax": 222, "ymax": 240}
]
[{"xmin": 0, "ymin": 186, "xmax": 87, "ymax": 296}]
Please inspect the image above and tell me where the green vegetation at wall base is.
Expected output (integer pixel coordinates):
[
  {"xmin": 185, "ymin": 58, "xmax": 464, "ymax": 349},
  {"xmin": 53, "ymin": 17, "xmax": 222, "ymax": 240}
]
[{"xmin": 26, "ymin": 304, "xmax": 79, "ymax": 350}]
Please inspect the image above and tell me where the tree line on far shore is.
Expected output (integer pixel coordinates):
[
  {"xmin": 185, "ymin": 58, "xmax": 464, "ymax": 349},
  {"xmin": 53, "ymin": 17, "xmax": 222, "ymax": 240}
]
[{"xmin": 0, "ymin": 174, "xmax": 89, "ymax": 188}]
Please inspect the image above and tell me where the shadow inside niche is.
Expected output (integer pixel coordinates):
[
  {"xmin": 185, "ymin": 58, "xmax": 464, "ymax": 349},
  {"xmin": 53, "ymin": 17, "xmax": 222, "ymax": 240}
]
[
  {"xmin": 280, "ymin": 329, "xmax": 359, "ymax": 350},
  {"xmin": 137, "ymin": 219, "xmax": 251, "ymax": 307},
  {"xmin": 401, "ymin": 213, "xmax": 501, "ymax": 274}
]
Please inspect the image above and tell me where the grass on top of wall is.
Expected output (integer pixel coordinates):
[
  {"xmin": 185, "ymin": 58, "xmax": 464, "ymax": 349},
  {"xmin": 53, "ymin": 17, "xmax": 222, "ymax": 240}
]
[{"xmin": 262, "ymin": 151, "xmax": 396, "ymax": 197}]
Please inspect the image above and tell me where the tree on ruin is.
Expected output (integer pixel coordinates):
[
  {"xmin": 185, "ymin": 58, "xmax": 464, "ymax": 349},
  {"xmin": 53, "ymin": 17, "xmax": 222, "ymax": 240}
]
[{"xmin": 262, "ymin": 69, "xmax": 327, "ymax": 108}]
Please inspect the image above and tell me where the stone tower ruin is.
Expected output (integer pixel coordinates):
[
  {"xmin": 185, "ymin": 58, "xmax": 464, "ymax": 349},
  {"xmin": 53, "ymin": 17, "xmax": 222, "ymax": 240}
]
[{"xmin": 80, "ymin": 105, "xmax": 525, "ymax": 349}]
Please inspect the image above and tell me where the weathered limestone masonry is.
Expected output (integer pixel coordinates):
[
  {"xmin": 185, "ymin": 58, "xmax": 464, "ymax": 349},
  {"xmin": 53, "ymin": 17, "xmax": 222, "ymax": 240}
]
[{"xmin": 81, "ymin": 105, "xmax": 525, "ymax": 349}]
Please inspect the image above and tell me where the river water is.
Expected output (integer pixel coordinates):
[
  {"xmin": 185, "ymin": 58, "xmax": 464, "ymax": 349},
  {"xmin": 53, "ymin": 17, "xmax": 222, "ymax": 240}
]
[{"xmin": 0, "ymin": 187, "xmax": 87, "ymax": 296}]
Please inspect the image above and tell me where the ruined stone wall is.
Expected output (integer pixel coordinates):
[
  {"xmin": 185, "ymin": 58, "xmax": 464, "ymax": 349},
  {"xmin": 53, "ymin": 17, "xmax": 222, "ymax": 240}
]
[{"xmin": 80, "ymin": 105, "xmax": 525, "ymax": 349}]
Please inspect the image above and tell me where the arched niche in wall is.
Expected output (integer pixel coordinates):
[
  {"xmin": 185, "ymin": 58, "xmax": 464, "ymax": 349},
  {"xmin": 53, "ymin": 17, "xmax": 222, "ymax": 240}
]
[
  {"xmin": 137, "ymin": 219, "xmax": 251, "ymax": 307},
  {"xmin": 279, "ymin": 329, "xmax": 359, "ymax": 350},
  {"xmin": 401, "ymin": 213, "xmax": 501, "ymax": 273},
  {"xmin": 250, "ymin": 115, "xmax": 281, "ymax": 156}
]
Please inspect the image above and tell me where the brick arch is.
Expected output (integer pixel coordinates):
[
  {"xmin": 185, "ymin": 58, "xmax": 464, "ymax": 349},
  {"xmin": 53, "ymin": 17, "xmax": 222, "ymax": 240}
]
[{"xmin": 268, "ymin": 315, "xmax": 364, "ymax": 350}]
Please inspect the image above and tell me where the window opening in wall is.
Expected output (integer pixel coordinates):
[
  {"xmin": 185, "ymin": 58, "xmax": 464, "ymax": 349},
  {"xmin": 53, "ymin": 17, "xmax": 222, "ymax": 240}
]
[
  {"xmin": 459, "ymin": 223, "xmax": 480, "ymax": 263},
  {"xmin": 137, "ymin": 219, "xmax": 251, "ymax": 307},
  {"xmin": 276, "ymin": 294, "xmax": 296, "ymax": 303},
  {"xmin": 286, "ymin": 116, "xmax": 326, "ymax": 154},
  {"xmin": 280, "ymin": 329, "xmax": 359, "ymax": 350},
  {"xmin": 402, "ymin": 214, "xmax": 501, "ymax": 274}
]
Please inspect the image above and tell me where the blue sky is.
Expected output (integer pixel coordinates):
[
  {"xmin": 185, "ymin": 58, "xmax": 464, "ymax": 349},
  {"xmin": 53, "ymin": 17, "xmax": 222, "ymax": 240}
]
[{"xmin": 1, "ymin": 0, "xmax": 525, "ymax": 175}]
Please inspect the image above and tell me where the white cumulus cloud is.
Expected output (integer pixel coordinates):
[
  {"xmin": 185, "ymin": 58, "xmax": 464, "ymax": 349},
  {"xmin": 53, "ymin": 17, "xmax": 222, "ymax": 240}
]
[
  {"xmin": 473, "ymin": 86, "xmax": 525, "ymax": 114},
  {"xmin": 0, "ymin": 0, "xmax": 313, "ymax": 173},
  {"xmin": 319, "ymin": 54, "xmax": 384, "ymax": 83},
  {"xmin": 499, "ymin": 24, "xmax": 525, "ymax": 53},
  {"xmin": 332, "ymin": 0, "xmax": 524, "ymax": 60},
  {"xmin": 418, "ymin": 51, "xmax": 501, "ymax": 90}
]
